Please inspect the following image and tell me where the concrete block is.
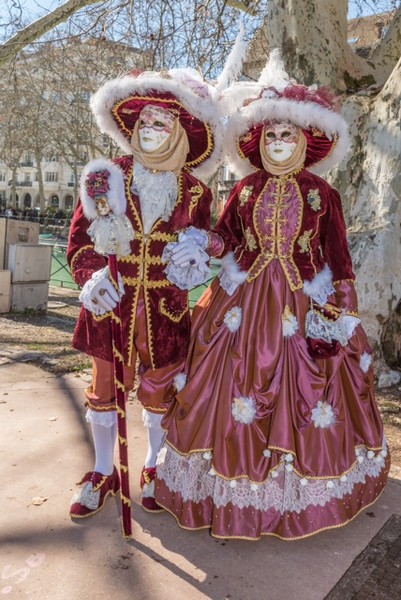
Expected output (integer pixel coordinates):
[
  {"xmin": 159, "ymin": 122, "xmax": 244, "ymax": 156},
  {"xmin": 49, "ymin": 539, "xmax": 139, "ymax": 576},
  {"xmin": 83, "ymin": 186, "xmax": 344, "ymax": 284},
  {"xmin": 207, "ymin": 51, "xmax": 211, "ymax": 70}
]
[
  {"xmin": 0, "ymin": 270, "xmax": 11, "ymax": 313},
  {"xmin": 0, "ymin": 219, "xmax": 40, "ymax": 268},
  {"xmin": 11, "ymin": 281, "xmax": 49, "ymax": 312},
  {"xmin": 8, "ymin": 244, "xmax": 52, "ymax": 283}
]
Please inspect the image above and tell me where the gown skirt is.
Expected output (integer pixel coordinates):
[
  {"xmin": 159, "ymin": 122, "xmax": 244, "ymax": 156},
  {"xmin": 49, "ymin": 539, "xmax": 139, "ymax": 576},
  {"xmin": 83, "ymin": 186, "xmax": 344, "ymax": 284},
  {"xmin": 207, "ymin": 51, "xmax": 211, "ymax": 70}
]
[{"xmin": 155, "ymin": 260, "xmax": 390, "ymax": 540}]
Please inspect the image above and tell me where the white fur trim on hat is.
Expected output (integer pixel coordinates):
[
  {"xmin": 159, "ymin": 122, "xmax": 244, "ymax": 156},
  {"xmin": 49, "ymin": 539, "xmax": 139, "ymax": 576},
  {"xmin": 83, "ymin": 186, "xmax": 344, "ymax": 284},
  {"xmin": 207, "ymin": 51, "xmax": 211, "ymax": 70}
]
[
  {"xmin": 80, "ymin": 159, "xmax": 126, "ymax": 220},
  {"xmin": 90, "ymin": 68, "xmax": 223, "ymax": 181}
]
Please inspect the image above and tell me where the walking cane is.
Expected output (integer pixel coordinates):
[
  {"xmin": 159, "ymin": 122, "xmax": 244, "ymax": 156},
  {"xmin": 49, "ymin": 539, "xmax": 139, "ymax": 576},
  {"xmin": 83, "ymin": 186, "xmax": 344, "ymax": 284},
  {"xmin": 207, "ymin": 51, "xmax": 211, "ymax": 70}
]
[
  {"xmin": 83, "ymin": 163, "xmax": 135, "ymax": 538},
  {"xmin": 108, "ymin": 253, "xmax": 132, "ymax": 539}
]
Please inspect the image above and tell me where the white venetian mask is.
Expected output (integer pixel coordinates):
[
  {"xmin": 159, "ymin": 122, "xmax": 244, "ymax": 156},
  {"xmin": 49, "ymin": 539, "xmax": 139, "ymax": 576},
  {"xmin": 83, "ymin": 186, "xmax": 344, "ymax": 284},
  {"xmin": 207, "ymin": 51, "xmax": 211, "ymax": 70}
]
[
  {"xmin": 264, "ymin": 122, "xmax": 300, "ymax": 162},
  {"xmin": 138, "ymin": 104, "xmax": 176, "ymax": 153}
]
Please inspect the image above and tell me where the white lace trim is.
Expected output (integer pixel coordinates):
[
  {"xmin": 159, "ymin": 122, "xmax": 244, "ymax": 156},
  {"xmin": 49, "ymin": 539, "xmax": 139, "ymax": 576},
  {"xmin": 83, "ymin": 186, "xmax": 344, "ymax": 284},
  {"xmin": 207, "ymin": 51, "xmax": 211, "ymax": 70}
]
[
  {"xmin": 224, "ymin": 306, "xmax": 242, "ymax": 332},
  {"xmin": 87, "ymin": 213, "xmax": 134, "ymax": 257},
  {"xmin": 85, "ymin": 408, "xmax": 117, "ymax": 428},
  {"xmin": 142, "ymin": 408, "xmax": 164, "ymax": 429},
  {"xmin": 180, "ymin": 226, "xmax": 209, "ymax": 249},
  {"xmin": 305, "ymin": 310, "xmax": 350, "ymax": 347},
  {"xmin": 70, "ymin": 482, "xmax": 100, "ymax": 510},
  {"xmin": 162, "ymin": 243, "xmax": 211, "ymax": 290},
  {"xmin": 218, "ymin": 252, "xmax": 248, "ymax": 296},
  {"xmin": 131, "ymin": 163, "xmax": 178, "ymax": 234},
  {"xmin": 158, "ymin": 440, "xmax": 387, "ymax": 515}
]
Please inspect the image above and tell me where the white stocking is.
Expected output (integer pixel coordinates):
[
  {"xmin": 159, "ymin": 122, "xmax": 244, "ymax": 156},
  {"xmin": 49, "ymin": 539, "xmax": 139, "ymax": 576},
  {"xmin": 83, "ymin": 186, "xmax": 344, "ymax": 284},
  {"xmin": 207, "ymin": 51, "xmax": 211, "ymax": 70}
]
[
  {"xmin": 142, "ymin": 409, "xmax": 165, "ymax": 468},
  {"xmin": 86, "ymin": 409, "xmax": 117, "ymax": 476}
]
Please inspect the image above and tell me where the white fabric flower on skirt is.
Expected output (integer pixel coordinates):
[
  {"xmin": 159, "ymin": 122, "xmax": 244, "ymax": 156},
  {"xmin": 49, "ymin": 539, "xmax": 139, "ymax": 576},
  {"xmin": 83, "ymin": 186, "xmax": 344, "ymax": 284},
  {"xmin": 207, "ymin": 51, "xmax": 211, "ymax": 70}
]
[
  {"xmin": 311, "ymin": 401, "xmax": 336, "ymax": 428},
  {"xmin": 281, "ymin": 305, "xmax": 299, "ymax": 337},
  {"xmin": 173, "ymin": 372, "xmax": 187, "ymax": 392},
  {"xmin": 360, "ymin": 351, "xmax": 372, "ymax": 373},
  {"xmin": 232, "ymin": 395, "xmax": 257, "ymax": 424},
  {"xmin": 223, "ymin": 306, "xmax": 242, "ymax": 332}
]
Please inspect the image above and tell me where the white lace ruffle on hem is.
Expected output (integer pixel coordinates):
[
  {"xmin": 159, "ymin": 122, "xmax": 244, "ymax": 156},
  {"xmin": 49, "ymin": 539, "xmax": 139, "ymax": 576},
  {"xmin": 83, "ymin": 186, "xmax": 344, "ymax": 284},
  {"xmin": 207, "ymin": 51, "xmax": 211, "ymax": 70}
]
[
  {"xmin": 157, "ymin": 439, "xmax": 387, "ymax": 515},
  {"xmin": 85, "ymin": 408, "xmax": 117, "ymax": 428}
]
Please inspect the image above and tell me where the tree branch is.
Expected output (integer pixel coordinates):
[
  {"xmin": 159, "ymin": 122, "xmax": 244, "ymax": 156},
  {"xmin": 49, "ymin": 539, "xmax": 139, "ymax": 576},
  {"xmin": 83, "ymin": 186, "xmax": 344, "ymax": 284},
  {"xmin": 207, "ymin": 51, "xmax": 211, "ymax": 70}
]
[
  {"xmin": 369, "ymin": 6, "xmax": 401, "ymax": 86},
  {"xmin": 0, "ymin": 0, "xmax": 102, "ymax": 68}
]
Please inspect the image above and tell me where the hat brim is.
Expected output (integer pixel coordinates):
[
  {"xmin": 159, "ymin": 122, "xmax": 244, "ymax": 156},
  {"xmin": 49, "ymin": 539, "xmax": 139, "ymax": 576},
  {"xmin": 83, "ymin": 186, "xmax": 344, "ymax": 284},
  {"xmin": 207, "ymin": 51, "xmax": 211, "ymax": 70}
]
[
  {"xmin": 112, "ymin": 91, "xmax": 213, "ymax": 168},
  {"xmin": 237, "ymin": 124, "xmax": 338, "ymax": 171},
  {"xmin": 226, "ymin": 96, "xmax": 349, "ymax": 177},
  {"xmin": 90, "ymin": 72, "xmax": 222, "ymax": 179}
]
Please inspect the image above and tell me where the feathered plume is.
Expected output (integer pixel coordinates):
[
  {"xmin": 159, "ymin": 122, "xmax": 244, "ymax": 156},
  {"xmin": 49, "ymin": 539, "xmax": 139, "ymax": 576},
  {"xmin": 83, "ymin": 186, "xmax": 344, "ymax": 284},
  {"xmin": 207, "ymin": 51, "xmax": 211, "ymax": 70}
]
[
  {"xmin": 258, "ymin": 48, "xmax": 290, "ymax": 90},
  {"xmin": 215, "ymin": 24, "xmax": 248, "ymax": 92}
]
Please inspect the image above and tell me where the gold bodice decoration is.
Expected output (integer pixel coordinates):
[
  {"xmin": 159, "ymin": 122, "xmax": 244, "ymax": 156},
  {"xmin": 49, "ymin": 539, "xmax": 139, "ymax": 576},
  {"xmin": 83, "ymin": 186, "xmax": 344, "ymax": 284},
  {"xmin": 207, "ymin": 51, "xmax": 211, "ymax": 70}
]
[{"xmin": 247, "ymin": 175, "xmax": 304, "ymax": 291}]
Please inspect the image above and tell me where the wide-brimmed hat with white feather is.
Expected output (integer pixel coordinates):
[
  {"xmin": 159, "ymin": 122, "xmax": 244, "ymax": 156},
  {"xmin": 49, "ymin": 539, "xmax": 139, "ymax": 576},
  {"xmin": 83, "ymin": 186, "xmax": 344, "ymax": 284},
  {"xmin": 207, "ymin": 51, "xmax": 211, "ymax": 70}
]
[
  {"xmin": 222, "ymin": 50, "xmax": 350, "ymax": 177},
  {"xmin": 90, "ymin": 67, "xmax": 222, "ymax": 180}
]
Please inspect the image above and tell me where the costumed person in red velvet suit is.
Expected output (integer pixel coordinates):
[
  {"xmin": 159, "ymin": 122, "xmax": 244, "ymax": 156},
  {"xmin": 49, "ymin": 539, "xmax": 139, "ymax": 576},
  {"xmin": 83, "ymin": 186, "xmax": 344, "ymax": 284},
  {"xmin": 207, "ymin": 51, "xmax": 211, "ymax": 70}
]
[
  {"xmin": 155, "ymin": 55, "xmax": 390, "ymax": 540},
  {"xmin": 67, "ymin": 68, "xmax": 220, "ymax": 517}
]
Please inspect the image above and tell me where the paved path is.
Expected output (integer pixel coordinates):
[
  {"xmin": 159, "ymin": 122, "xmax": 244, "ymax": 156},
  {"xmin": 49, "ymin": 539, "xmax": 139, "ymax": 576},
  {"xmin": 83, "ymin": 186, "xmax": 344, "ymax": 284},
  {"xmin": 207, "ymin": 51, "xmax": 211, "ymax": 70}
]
[{"xmin": 1, "ymin": 359, "xmax": 400, "ymax": 600}]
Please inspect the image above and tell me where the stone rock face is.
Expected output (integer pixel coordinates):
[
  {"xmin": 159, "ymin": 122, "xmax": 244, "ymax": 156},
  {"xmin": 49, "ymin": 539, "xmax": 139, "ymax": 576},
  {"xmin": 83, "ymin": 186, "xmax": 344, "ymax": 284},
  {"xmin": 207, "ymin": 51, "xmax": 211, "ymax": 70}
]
[{"xmin": 329, "ymin": 76, "xmax": 401, "ymax": 379}]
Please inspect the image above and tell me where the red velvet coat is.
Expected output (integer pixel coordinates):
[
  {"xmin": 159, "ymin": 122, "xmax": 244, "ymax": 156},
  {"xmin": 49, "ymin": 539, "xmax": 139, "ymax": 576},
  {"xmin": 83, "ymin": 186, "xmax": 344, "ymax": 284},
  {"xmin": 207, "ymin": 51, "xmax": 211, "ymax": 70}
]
[
  {"xmin": 213, "ymin": 168, "xmax": 355, "ymax": 293},
  {"xmin": 68, "ymin": 156, "xmax": 212, "ymax": 369}
]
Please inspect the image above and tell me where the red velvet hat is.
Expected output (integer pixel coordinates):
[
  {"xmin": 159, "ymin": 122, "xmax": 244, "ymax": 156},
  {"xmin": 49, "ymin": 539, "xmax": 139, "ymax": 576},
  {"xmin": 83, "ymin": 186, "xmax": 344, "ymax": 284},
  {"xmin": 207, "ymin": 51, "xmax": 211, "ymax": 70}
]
[
  {"xmin": 223, "ymin": 52, "xmax": 349, "ymax": 177},
  {"xmin": 90, "ymin": 68, "xmax": 221, "ymax": 178}
]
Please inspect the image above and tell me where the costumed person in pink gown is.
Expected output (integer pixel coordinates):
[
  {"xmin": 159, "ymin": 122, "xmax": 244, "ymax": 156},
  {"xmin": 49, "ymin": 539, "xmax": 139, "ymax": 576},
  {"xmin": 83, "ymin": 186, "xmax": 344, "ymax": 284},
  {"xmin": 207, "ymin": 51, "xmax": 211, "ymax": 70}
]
[
  {"xmin": 67, "ymin": 68, "xmax": 219, "ymax": 517},
  {"xmin": 155, "ymin": 58, "xmax": 390, "ymax": 540}
]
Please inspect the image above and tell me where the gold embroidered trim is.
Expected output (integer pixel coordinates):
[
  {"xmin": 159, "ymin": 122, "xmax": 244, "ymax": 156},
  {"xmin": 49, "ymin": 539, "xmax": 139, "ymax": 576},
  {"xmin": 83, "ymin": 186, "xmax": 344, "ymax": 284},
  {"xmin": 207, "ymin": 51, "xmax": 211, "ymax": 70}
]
[
  {"xmin": 120, "ymin": 464, "xmax": 128, "ymax": 473},
  {"xmin": 297, "ymin": 229, "xmax": 313, "ymax": 254},
  {"xmin": 189, "ymin": 184, "xmax": 203, "ymax": 217},
  {"xmin": 119, "ymin": 435, "xmax": 128, "ymax": 446},
  {"xmin": 70, "ymin": 244, "xmax": 94, "ymax": 279},
  {"xmin": 307, "ymin": 189, "xmax": 321, "ymax": 211},
  {"xmin": 112, "ymin": 344, "xmax": 124, "ymax": 364},
  {"xmin": 93, "ymin": 476, "xmax": 107, "ymax": 492},
  {"xmin": 116, "ymin": 405, "xmax": 126, "ymax": 418},
  {"xmin": 121, "ymin": 494, "xmax": 131, "ymax": 507},
  {"xmin": 159, "ymin": 297, "xmax": 189, "ymax": 323},
  {"xmin": 244, "ymin": 227, "xmax": 257, "ymax": 251},
  {"xmin": 239, "ymin": 185, "xmax": 253, "ymax": 206},
  {"xmin": 115, "ymin": 378, "xmax": 125, "ymax": 392}
]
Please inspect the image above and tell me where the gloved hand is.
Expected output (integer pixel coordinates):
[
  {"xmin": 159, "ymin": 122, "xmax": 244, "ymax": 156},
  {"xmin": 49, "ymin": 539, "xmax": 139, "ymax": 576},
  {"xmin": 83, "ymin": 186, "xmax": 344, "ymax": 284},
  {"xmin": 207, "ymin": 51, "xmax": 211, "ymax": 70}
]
[
  {"xmin": 170, "ymin": 239, "xmax": 202, "ymax": 268},
  {"xmin": 79, "ymin": 266, "xmax": 125, "ymax": 316}
]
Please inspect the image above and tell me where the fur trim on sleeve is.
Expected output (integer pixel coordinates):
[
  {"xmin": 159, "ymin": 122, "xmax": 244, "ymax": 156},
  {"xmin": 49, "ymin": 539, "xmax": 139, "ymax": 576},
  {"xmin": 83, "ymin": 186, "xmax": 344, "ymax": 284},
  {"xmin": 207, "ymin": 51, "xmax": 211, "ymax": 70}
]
[
  {"xmin": 218, "ymin": 252, "xmax": 248, "ymax": 296},
  {"xmin": 303, "ymin": 264, "xmax": 335, "ymax": 306},
  {"xmin": 80, "ymin": 159, "xmax": 126, "ymax": 220}
]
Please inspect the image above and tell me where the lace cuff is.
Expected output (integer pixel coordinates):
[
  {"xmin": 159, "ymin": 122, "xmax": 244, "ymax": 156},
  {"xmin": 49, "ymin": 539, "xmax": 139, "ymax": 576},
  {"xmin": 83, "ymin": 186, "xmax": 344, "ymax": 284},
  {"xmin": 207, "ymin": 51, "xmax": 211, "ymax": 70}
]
[
  {"xmin": 305, "ymin": 310, "xmax": 361, "ymax": 347},
  {"xmin": 85, "ymin": 408, "xmax": 117, "ymax": 427},
  {"xmin": 218, "ymin": 253, "xmax": 248, "ymax": 296},
  {"xmin": 163, "ymin": 245, "xmax": 211, "ymax": 290}
]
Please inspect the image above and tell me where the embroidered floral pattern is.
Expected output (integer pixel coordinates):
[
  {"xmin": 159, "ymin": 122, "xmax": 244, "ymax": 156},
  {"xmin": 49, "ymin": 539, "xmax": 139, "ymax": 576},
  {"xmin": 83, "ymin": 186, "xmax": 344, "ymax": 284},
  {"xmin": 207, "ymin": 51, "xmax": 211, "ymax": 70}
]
[
  {"xmin": 307, "ymin": 189, "xmax": 321, "ymax": 211},
  {"xmin": 232, "ymin": 396, "xmax": 257, "ymax": 425},
  {"xmin": 297, "ymin": 229, "xmax": 313, "ymax": 254},
  {"xmin": 224, "ymin": 306, "xmax": 242, "ymax": 332},
  {"xmin": 311, "ymin": 401, "xmax": 336, "ymax": 428},
  {"xmin": 239, "ymin": 185, "xmax": 254, "ymax": 206},
  {"xmin": 244, "ymin": 227, "xmax": 257, "ymax": 251},
  {"xmin": 281, "ymin": 305, "xmax": 299, "ymax": 337}
]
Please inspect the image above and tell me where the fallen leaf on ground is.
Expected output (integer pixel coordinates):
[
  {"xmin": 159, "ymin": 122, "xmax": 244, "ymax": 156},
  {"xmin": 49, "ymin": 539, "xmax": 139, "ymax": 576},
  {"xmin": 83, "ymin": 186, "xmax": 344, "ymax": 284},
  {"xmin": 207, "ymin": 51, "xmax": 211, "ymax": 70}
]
[{"xmin": 31, "ymin": 496, "xmax": 49, "ymax": 506}]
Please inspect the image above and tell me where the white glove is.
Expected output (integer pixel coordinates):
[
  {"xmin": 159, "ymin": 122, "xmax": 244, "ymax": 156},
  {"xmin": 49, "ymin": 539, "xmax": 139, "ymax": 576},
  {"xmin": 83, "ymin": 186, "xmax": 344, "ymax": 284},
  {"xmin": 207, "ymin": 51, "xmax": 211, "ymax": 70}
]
[
  {"xmin": 79, "ymin": 266, "xmax": 125, "ymax": 316},
  {"xmin": 170, "ymin": 240, "xmax": 202, "ymax": 268}
]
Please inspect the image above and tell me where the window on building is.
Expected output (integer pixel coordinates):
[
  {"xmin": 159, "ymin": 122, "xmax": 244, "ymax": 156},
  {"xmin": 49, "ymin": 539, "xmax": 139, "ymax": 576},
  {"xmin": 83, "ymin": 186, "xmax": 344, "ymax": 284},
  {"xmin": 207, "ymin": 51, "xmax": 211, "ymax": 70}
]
[
  {"xmin": 45, "ymin": 172, "xmax": 58, "ymax": 182},
  {"xmin": 0, "ymin": 173, "xmax": 5, "ymax": 182}
]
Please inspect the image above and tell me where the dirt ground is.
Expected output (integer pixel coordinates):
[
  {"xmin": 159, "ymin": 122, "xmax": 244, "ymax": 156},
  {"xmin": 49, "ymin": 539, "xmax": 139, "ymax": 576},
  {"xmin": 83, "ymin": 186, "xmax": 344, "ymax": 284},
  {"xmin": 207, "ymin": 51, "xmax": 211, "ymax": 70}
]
[{"xmin": 0, "ymin": 285, "xmax": 400, "ymax": 470}]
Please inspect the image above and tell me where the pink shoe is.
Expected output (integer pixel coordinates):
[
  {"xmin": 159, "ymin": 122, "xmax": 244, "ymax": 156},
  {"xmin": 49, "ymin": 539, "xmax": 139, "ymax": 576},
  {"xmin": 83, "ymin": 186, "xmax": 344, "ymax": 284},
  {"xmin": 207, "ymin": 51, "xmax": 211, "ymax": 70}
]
[
  {"xmin": 140, "ymin": 466, "xmax": 164, "ymax": 513},
  {"xmin": 69, "ymin": 467, "xmax": 120, "ymax": 518}
]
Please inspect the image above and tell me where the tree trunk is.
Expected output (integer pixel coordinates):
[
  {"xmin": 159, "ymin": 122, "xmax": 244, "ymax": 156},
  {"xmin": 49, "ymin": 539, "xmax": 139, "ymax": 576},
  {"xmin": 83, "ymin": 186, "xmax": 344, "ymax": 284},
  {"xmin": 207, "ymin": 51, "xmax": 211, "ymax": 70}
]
[
  {"xmin": 34, "ymin": 149, "xmax": 46, "ymax": 214},
  {"xmin": 264, "ymin": 0, "xmax": 376, "ymax": 90}
]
